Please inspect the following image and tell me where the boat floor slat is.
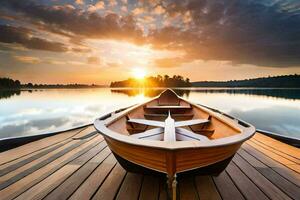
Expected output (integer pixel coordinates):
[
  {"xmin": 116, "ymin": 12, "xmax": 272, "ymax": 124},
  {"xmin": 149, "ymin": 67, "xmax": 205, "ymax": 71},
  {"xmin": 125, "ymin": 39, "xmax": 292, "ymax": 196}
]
[{"xmin": 0, "ymin": 129, "xmax": 299, "ymax": 200}]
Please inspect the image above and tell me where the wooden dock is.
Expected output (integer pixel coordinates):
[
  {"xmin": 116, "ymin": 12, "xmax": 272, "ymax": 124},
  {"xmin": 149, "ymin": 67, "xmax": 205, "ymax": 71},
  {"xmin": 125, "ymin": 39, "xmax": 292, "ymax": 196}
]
[{"xmin": 0, "ymin": 125, "xmax": 299, "ymax": 200}]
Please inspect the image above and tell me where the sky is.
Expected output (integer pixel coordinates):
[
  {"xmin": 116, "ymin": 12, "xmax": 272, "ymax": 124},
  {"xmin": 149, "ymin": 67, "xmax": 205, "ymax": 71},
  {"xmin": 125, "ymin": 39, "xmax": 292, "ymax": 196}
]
[{"xmin": 0, "ymin": 0, "xmax": 300, "ymax": 85}]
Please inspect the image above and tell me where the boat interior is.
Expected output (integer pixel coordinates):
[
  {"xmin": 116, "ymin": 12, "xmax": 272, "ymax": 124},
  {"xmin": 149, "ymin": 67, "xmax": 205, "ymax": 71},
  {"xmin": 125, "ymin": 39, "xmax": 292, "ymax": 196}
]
[{"xmin": 107, "ymin": 90, "xmax": 242, "ymax": 142}]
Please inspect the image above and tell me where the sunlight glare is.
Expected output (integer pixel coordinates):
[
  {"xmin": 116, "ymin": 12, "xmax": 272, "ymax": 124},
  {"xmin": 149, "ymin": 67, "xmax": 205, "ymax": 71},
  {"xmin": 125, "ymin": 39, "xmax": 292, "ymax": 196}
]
[{"xmin": 132, "ymin": 67, "xmax": 147, "ymax": 79}]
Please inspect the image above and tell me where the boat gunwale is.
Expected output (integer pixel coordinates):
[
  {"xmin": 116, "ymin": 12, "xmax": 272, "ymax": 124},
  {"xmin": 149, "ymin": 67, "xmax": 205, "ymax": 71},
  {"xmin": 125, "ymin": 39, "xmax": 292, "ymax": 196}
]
[{"xmin": 94, "ymin": 89, "xmax": 256, "ymax": 150}]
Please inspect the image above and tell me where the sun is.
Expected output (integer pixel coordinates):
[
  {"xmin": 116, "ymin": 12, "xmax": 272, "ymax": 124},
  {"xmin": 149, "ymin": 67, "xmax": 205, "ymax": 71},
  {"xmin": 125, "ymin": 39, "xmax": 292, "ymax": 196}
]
[{"xmin": 132, "ymin": 67, "xmax": 147, "ymax": 79}]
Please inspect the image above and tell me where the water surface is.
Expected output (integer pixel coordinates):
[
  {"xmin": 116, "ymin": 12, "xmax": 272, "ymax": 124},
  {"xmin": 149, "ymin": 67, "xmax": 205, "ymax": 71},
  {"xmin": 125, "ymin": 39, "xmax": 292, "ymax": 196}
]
[{"xmin": 0, "ymin": 88, "xmax": 299, "ymax": 139}]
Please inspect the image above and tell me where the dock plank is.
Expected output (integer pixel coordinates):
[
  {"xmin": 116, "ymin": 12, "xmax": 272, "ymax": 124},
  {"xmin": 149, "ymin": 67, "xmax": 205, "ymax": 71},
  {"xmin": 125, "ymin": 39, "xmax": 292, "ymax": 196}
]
[
  {"xmin": 0, "ymin": 128, "xmax": 299, "ymax": 200},
  {"xmin": 92, "ymin": 164, "xmax": 126, "ymax": 200},
  {"xmin": 138, "ymin": 175, "xmax": 160, "ymax": 200},
  {"xmin": 195, "ymin": 176, "xmax": 221, "ymax": 200},
  {"xmin": 238, "ymin": 149, "xmax": 300, "ymax": 200},
  {"xmin": 0, "ymin": 139, "xmax": 70, "ymax": 176},
  {"xmin": 0, "ymin": 127, "xmax": 87, "ymax": 165},
  {"xmin": 250, "ymin": 138, "xmax": 300, "ymax": 164},
  {"xmin": 233, "ymin": 154, "xmax": 291, "ymax": 200},
  {"xmin": 253, "ymin": 133, "xmax": 300, "ymax": 158},
  {"xmin": 116, "ymin": 172, "xmax": 143, "ymax": 200},
  {"xmin": 213, "ymin": 171, "xmax": 245, "ymax": 200},
  {"xmin": 69, "ymin": 154, "xmax": 117, "ymax": 200},
  {"xmin": 179, "ymin": 176, "xmax": 199, "ymax": 200},
  {"xmin": 242, "ymin": 143, "xmax": 300, "ymax": 187},
  {"xmin": 0, "ymin": 139, "xmax": 84, "ymax": 189},
  {"xmin": 0, "ymin": 136, "xmax": 102, "ymax": 200},
  {"xmin": 43, "ymin": 146, "xmax": 110, "ymax": 200},
  {"xmin": 16, "ymin": 142, "xmax": 107, "ymax": 200},
  {"xmin": 226, "ymin": 162, "xmax": 269, "ymax": 200},
  {"xmin": 247, "ymin": 140, "xmax": 300, "ymax": 173},
  {"xmin": 158, "ymin": 178, "xmax": 168, "ymax": 200}
]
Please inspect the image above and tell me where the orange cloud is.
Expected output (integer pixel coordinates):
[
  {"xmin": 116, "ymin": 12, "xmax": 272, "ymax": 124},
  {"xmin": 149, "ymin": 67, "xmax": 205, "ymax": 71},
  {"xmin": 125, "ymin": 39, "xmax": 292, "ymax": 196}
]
[
  {"xmin": 14, "ymin": 56, "xmax": 41, "ymax": 64},
  {"xmin": 153, "ymin": 5, "xmax": 165, "ymax": 15},
  {"xmin": 75, "ymin": 0, "xmax": 84, "ymax": 5},
  {"xmin": 132, "ymin": 7, "xmax": 144, "ymax": 16},
  {"xmin": 154, "ymin": 57, "xmax": 188, "ymax": 68}
]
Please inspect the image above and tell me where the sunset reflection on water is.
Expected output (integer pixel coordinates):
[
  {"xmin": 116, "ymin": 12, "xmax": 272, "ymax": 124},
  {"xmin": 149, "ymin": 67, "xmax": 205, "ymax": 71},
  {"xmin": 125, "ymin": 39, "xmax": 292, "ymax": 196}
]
[{"xmin": 0, "ymin": 88, "xmax": 299, "ymax": 139}]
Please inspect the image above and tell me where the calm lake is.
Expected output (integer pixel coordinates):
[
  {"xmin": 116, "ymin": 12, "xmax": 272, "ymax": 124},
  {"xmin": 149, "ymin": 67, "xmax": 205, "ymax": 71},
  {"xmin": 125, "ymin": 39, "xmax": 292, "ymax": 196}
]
[{"xmin": 0, "ymin": 88, "xmax": 300, "ymax": 139}]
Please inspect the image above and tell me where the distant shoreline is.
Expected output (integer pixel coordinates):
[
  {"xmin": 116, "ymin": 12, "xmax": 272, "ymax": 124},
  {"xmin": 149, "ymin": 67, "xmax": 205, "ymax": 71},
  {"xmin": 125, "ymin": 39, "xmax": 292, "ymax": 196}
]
[
  {"xmin": 1, "ymin": 74, "xmax": 299, "ymax": 90},
  {"xmin": 111, "ymin": 74, "xmax": 300, "ymax": 88}
]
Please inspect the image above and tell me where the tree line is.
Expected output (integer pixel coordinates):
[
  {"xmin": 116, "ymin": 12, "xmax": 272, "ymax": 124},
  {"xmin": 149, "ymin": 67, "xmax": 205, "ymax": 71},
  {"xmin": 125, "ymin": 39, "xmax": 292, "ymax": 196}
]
[
  {"xmin": 0, "ymin": 78, "xmax": 21, "ymax": 89},
  {"xmin": 192, "ymin": 74, "xmax": 300, "ymax": 88},
  {"xmin": 0, "ymin": 77, "xmax": 103, "ymax": 89},
  {"xmin": 110, "ymin": 75, "xmax": 192, "ymax": 88}
]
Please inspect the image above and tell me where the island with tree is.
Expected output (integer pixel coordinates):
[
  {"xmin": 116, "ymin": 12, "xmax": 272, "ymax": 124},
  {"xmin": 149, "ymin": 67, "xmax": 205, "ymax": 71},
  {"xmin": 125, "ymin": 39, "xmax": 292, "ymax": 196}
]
[{"xmin": 110, "ymin": 75, "xmax": 192, "ymax": 88}]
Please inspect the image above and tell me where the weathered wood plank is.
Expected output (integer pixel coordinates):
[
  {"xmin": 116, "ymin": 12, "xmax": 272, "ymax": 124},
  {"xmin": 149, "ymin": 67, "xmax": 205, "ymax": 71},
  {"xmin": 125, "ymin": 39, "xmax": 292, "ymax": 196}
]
[
  {"xmin": 250, "ymin": 139, "xmax": 300, "ymax": 164},
  {"xmin": 92, "ymin": 164, "xmax": 126, "ymax": 200},
  {"xmin": 43, "ymin": 146, "xmax": 110, "ymax": 200},
  {"xmin": 68, "ymin": 154, "xmax": 117, "ymax": 200},
  {"xmin": 226, "ymin": 162, "xmax": 269, "ymax": 200},
  {"xmin": 0, "ymin": 139, "xmax": 70, "ymax": 176},
  {"xmin": 179, "ymin": 176, "xmax": 199, "ymax": 200},
  {"xmin": 195, "ymin": 176, "xmax": 221, "ymax": 200},
  {"xmin": 116, "ymin": 172, "xmax": 143, "ymax": 200},
  {"xmin": 0, "ymin": 136, "xmax": 100, "ymax": 190},
  {"xmin": 238, "ymin": 149, "xmax": 300, "ymax": 200},
  {"xmin": 213, "ymin": 171, "xmax": 245, "ymax": 200},
  {"xmin": 242, "ymin": 143, "xmax": 300, "ymax": 187},
  {"xmin": 158, "ymin": 178, "xmax": 168, "ymax": 200},
  {"xmin": 71, "ymin": 126, "xmax": 97, "ymax": 139},
  {"xmin": 0, "ymin": 136, "xmax": 102, "ymax": 200},
  {"xmin": 253, "ymin": 133, "xmax": 300, "ymax": 158},
  {"xmin": 15, "ymin": 142, "xmax": 107, "ymax": 200},
  {"xmin": 233, "ymin": 154, "xmax": 291, "ymax": 200},
  {"xmin": 0, "ymin": 127, "xmax": 87, "ymax": 165},
  {"xmin": 139, "ymin": 175, "xmax": 160, "ymax": 200},
  {"xmin": 247, "ymin": 140, "xmax": 300, "ymax": 173}
]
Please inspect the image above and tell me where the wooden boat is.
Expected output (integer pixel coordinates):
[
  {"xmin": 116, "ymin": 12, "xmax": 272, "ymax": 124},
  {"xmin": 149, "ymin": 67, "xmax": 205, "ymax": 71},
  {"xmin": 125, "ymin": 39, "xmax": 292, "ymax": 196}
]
[{"xmin": 94, "ymin": 89, "xmax": 255, "ymax": 197}]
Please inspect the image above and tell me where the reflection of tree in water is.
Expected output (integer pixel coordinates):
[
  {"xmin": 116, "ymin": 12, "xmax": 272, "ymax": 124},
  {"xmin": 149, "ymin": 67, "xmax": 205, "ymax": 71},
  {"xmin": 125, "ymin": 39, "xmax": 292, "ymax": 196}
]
[
  {"xmin": 0, "ymin": 90, "xmax": 21, "ymax": 99},
  {"xmin": 190, "ymin": 89, "xmax": 300, "ymax": 100},
  {"xmin": 111, "ymin": 89, "xmax": 190, "ymax": 98}
]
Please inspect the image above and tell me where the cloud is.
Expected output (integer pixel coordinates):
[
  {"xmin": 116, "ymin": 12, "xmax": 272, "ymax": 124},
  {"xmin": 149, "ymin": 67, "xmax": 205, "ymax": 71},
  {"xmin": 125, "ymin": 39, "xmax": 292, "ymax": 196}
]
[
  {"xmin": 151, "ymin": 0, "xmax": 300, "ymax": 67},
  {"xmin": 0, "ymin": 25, "xmax": 68, "ymax": 52},
  {"xmin": 14, "ymin": 56, "xmax": 41, "ymax": 64},
  {"xmin": 1, "ymin": 0, "xmax": 300, "ymax": 68},
  {"xmin": 132, "ymin": 7, "xmax": 145, "ymax": 15},
  {"xmin": 87, "ymin": 1, "xmax": 105, "ymax": 12},
  {"xmin": 153, "ymin": 5, "xmax": 165, "ymax": 15},
  {"xmin": 0, "ymin": 0, "xmax": 145, "ymax": 44},
  {"xmin": 154, "ymin": 57, "xmax": 187, "ymax": 68},
  {"xmin": 75, "ymin": 0, "xmax": 84, "ymax": 5},
  {"xmin": 87, "ymin": 56, "xmax": 101, "ymax": 65}
]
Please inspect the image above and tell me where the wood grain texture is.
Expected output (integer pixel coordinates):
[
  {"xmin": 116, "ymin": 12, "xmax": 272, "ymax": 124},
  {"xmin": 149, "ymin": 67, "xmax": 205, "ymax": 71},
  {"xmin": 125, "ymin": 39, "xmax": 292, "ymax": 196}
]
[
  {"xmin": 226, "ymin": 162, "xmax": 269, "ymax": 200},
  {"xmin": 253, "ymin": 133, "xmax": 300, "ymax": 158},
  {"xmin": 0, "ymin": 127, "xmax": 86, "ymax": 165},
  {"xmin": 232, "ymin": 154, "xmax": 291, "ymax": 200},
  {"xmin": 139, "ymin": 175, "xmax": 160, "ymax": 200},
  {"xmin": 116, "ymin": 172, "xmax": 143, "ymax": 200},
  {"xmin": 0, "ymin": 136, "xmax": 102, "ymax": 200},
  {"xmin": 0, "ymin": 117, "xmax": 299, "ymax": 200},
  {"xmin": 242, "ymin": 143, "xmax": 300, "ymax": 187},
  {"xmin": 92, "ymin": 164, "xmax": 126, "ymax": 200},
  {"xmin": 213, "ymin": 171, "xmax": 245, "ymax": 200},
  {"xmin": 179, "ymin": 176, "xmax": 199, "ymax": 200},
  {"xmin": 238, "ymin": 149, "xmax": 300, "ymax": 200},
  {"xmin": 105, "ymin": 136, "xmax": 240, "ymax": 175},
  {"xmin": 195, "ymin": 176, "xmax": 221, "ymax": 200},
  {"xmin": 69, "ymin": 154, "xmax": 117, "ymax": 200}
]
